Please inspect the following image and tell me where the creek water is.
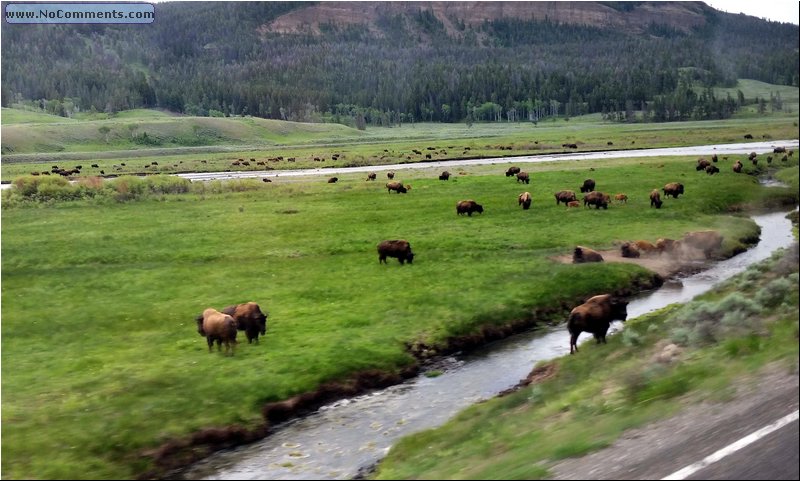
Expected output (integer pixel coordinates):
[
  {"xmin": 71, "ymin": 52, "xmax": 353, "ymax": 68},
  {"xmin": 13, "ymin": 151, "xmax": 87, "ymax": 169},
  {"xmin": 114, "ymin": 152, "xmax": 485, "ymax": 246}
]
[{"xmin": 182, "ymin": 208, "xmax": 797, "ymax": 480}]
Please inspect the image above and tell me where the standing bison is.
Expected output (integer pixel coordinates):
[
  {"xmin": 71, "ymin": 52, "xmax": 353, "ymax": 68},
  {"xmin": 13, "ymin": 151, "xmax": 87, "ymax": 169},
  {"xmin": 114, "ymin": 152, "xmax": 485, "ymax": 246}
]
[
  {"xmin": 222, "ymin": 302, "xmax": 268, "ymax": 344},
  {"xmin": 650, "ymin": 189, "xmax": 663, "ymax": 208},
  {"xmin": 366, "ymin": 172, "xmax": 377, "ymax": 181},
  {"xmin": 196, "ymin": 308, "xmax": 238, "ymax": 355},
  {"xmin": 456, "ymin": 200, "xmax": 484, "ymax": 216},
  {"xmin": 573, "ymin": 246, "xmax": 604, "ymax": 263},
  {"xmin": 580, "ymin": 179, "xmax": 596, "ymax": 193},
  {"xmin": 505, "ymin": 166, "xmax": 521, "ymax": 177},
  {"xmin": 554, "ymin": 190, "xmax": 577, "ymax": 205},
  {"xmin": 583, "ymin": 191, "xmax": 610, "ymax": 209},
  {"xmin": 567, "ymin": 294, "xmax": 629, "ymax": 354},
  {"xmin": 518, "ymin": 192, "xmax": 532, "ymax": 210},
  {"xmin": 516, "ymin": 172, "xmax": 530, "ymax": 184},
  {"xmin": 386, "ymin": 181, "xmax": 408, "ymax": 194},
  {"xmin": 662, "ymin": 182, "xmax": 684, "ymax": 198},
  {"xmin": 377, "ymin": 239, "xmax": 414, "ymax": 265},
  {"xmin": 439, "ymin": 171, "xmax": 451, "ymax": 181}
]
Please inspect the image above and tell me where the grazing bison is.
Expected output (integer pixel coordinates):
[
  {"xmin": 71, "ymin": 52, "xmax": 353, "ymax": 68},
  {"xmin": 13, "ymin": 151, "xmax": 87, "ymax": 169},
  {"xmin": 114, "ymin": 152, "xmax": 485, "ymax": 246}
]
[
  {"xmin": 222, "ymin": 302, "xmax": 268, "ymax": 344},
  {"xmin": 386, "ymin": 181, "xmax": 408, "ymax": 194},
  {"xmin": 773, "ymin": 146, "xmax": 786, "ymax": 154},
  {"xmin": 366, "ymin": 172, "xmax": 377, "ymax": 181},
  {"xmin": 567, "ymin": 294, "xmax": 629, "ymax": 354},
  {"xmin": 573, "ymin": 246, "xmax": 604, "ymax": 264},
  {"xmin": 662, "ymin": 182, "xmax": 684, "ymax": 199},
  {"xmin": 696, "ymin": 158, "xmax": 711, "ymax": 171},
  {"xmin": 196, "ymin": 308, "xmax": 238, "ymax": 355},
  {"xmin": 516, "ymin": 172, "xmax": 530, "ymax": 184},
  {"xmin": 733, "ymin": 160, "xmax": 743, "ymax": 173},
  {"xmin": 456, "ymin": 200, "xmax": 484, "ymax": 216},
  {"xmin": 554, "ymin": 190, "xmax": 577, "ymax": 205},
  {"xmin": 705, "ymin": 164, "xmax": 720, "ymax": 175},
  {"xmin": 328, "ymin": 177, "xmax": 338, "ymax": 183},
  {"xmin": 620, "ymin": 242, "xmax": 640, "ymax": 258},
  {"xmin": 505, "ymin": 166, "xmax": 521, "ymax": 177},
  {"xmin": 377, "ymin": 239, "xmax": 414, "ymax": 265},
  {"xmin": 583, "ymin": 191, "xmax": 610, "ymax": 209},
  {"xmin": 439, "ymin": 171, "xmax": 451, "ymax": 181},
  {"xmin": 682, "ymin": 231, "xmax": 723, "ymax": 258},
  {"xmin": 650, "ymin": 189, "xmax": 663, "ymax": 208},
  {"xmin": 387, "ymin": 171, "xmax": 395, "ymax": 179},
  {"xmin": 744, "ymin": 134, "xmax": 753, "ymax": 139},
  {"xmin": 614, "ymin": 193, "xmax": 628, "ymax": 203},
  {"xmin": 580, "ymin": 179, "xmax": 596, "ymax": 193},
  {"xmin": 518, "ymin": 192, "xmax": 532, "ymax": 210}
]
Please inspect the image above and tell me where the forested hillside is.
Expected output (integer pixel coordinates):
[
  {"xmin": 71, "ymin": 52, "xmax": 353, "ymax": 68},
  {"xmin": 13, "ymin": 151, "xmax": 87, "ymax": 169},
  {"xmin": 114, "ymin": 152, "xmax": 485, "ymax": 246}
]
[{"xmin": 2, "ymin": 1, "xmax": 797, "ymax": 125}]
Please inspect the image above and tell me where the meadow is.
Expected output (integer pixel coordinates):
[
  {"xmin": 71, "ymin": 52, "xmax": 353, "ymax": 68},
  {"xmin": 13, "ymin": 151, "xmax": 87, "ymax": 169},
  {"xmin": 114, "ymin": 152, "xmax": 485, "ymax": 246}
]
[{"xmin": 2, "ymin": 99, "xmax": 800, "ymax": 479}]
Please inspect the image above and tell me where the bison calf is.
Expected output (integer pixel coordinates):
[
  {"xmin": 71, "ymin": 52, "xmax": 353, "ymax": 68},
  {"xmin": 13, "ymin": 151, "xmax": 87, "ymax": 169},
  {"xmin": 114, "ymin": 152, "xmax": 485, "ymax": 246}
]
[{"xmin": 378, "ymin": 239, "xmax": 414, "ymax": 265}]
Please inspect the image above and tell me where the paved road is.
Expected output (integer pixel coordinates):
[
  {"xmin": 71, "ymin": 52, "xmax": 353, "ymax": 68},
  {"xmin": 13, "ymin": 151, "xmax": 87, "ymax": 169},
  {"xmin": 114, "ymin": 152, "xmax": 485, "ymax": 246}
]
[{"xmin": 548, "ymin": 364, "xmax": 799, "ymax": 480}]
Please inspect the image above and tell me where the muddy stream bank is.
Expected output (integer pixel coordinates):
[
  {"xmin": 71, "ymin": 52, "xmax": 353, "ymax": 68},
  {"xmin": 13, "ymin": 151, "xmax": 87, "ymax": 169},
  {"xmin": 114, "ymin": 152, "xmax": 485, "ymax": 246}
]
[{"xmin": 176, "ymin": 207, "xmax": 796, "ymax": 480}]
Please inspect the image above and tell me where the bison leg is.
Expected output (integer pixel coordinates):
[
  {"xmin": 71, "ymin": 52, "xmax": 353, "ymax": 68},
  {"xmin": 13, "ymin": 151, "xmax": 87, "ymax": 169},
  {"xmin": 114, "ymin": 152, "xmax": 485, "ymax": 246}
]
[
  {"xmin": 207, "ymin": 337, "xmax": 214, "ymax": 352},
  {"xmin": 569, "ymin": 333, "xmax": 579, "ymax": 354},
  {"xmin": 379, "ymin": 255, "xmax": 386, "ymax": 264}
]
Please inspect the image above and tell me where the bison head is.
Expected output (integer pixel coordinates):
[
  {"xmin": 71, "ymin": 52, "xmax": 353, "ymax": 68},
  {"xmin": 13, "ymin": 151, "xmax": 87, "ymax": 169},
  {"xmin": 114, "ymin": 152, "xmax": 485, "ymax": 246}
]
[
  {"xmin": 195, "ymin": 315, "xmax": 206, "ymax": 336},
  {"xmin": 610, "ymin": 299, "xmax": 629, "ymax": 322}
]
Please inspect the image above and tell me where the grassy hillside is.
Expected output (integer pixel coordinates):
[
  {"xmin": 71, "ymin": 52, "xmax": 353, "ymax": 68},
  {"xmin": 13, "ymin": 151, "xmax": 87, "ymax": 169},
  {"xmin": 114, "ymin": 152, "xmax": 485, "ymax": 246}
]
[
  {"xmin": 715, "ymin": 79, "xmax": 800, "ymax": 116},
  {"xmin": 2, "ymin": 150, "xmax": 798, "ymax": 478}
]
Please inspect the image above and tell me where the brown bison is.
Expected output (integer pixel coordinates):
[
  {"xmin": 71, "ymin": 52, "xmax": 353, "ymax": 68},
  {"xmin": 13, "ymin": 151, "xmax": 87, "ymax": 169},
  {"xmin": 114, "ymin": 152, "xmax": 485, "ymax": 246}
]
[
  {"xmin": 566, "ymin": 200, "xmax": 581, "ymax": 208},
  {"xmin": 655, "ymin": 238, "xmax": 678, "ymax": 254},
  {"xmin": 705, "ymin": 165, "xmax": 720, "ymax": 175},
  {"xmin": 377, "ymin": 239, "xmax": 414, "ymax": 264},
  {"xmin": 328, "ymin": 177, "xmax": 338, "ymax": 184},
  {"xmin": 518, "ymin": 192, "xmax": 532, "ymax": 210},
  {"xmin": 439, "ymin": 171, "xmax": 451, "ymax": 181},
  {"xmin": 580, "ymin": 179, "xmax": 596, "ymax": 193},
  {"xmin": 387, "ymin": 171, "xmax": 395, "ymax": 179},
  {"xmin": 773, "ymin": 146, "xmax": 787, "ymax": 154},
  {"xmin": 650, "ymin": 189, "xmax": 663, "ymax": 208},
  {"xmin": 516, "ymin": 172, "xmax": 530, "ymax": 184},
  {"xmin": 696, "ymin": 158, "xmax": 711, "ymax": 171},
  {"xmin": 662, "ymin": 182, "xmax": 684, "ymax": 199},
  {"xmin": 733, "ymin": 160, "xmax": 743, "ymax": 173},
  {"xmin": 620, "ymin": 242, "xmax": 640, "ymax": 258},
  {"xmin": 583, "ymin": 191, "xmax": 610, "ymax": 209},
  {"xmin": 614, "ymin": 193, "xmax": 628, "ymax": 203},
  {"xmin": 386, "ymin": 181, "xmax": 408, "ymax": 194},
  {"xmin": 505, "ymin": 166, "xmax": 521, "ymax": 177},
  {"xmin": 196, "ymin": 308, "xmax": 238, "ymax": 355},
  {"xmin": 554, "ymin": 190, "xmax": 578, "ymax": 205},
  {"xmin": 366, "ymin": 172, "xmax": 377, "ymax": 181},
  {"xmin": 567, "ymin": 294, "xmax": 629, "ymax": 354},
  {"xmin": 573, "ymin": 246, "xmax": 604, "ymax": 264},
  {"xmin": 456, "ymin": 200, "xmax": 484, "ymax": 216},
  {"xmin": 222, "ymin": 302, "xmax": 268, "ymax": 344},
  {"xmin": 682, "ymin": 231, "xmax": 723, "ymax": 258},
  {"xmin": 634, "ymin": 240, "xmax": 658, "ymax": 255}
]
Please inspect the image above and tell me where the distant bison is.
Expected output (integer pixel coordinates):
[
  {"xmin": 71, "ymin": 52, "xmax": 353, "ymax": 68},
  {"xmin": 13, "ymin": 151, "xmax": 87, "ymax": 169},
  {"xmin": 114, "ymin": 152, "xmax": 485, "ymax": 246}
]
[
  {"xmin": 573, "ymin": 246, "xmax": 604, "ymax": 264},
  {"xmin": 386, "ymin": 181, "xmax": 408, "ymax": 194},
  {"xmin": 583, "ymin": 191, "xmax": 610, "ymax": 209},
  {"xmin": 696, "ymin": 158, "xmax": 711, "ymax": 171},
  {"xmin": 516, "ymin": 172, "xmax": 530, "ymax": 184},
  {"xmin": 566, "ymin": 200, "xmax": 581, "ymax": 208},
  {"xmin": 662, "ymin": 182, "xmax": 684, "ymax": 199},
  {"xmin": 222, "ymin": 302, "xmax": 268, "ymax": 344},
  {"xmin": 439, "ymin": 171, "xmax": 451, "ymax": 181},
  {"xmin": 328, "ymin": 177, "xmax": 338, "ymax": 183},
  {"xmin": 518, "ymin": 192, "xmax": 532, "ymax": 210},
  {"xmin": 456, "ymin": 200, "xmax": 484, "ymax": 216},
  {"xmin": 705, "ymin": 164, "xmax": 720, "ymax": 175},
  {"xmin": 377, "ymin": 239, "xmax": 414, "ymax": 265},
  {"xmin": 196, "ymin": 308, "xmax": 238, "ymax": 355},
  {"xmin": 567, "ymin": 294, "xmax": 629, "ymax": 354},
  {"xmin": 773, "ymin": 146, "xmax": 786, "ymax": 154},
  {"xmin": 505, "ymin": 166, "xmax": 521, "ymax": 177},
  {"xmin": 620, "ymin": 242, "xmax": 640, "ymax": 258},
  {"xmin": 366, "ymin": 172, "xmax": 377, "ymax": 181},
  {"xmin": 744, "ymin": 134, "xmax": 753, "ymax": 139},
  {"xmin": 580, "ymin": 179, "xmax": 596, "ymax": 193},
  {"xmin": 682, "ymin": 230, "xmax": 723, "ymax": 258},
  {"xmin": 655, "ymin": 238, "xmax": 678, "ymax": 254},
  {"xmin": 614, "ymin": 193, "xmax": 628, "ymax": 203},
  {"xmin": 733, "ymin": 160, "xmax": 743, "ymax": 173},
  {"xmin": 555, "ymin": 190, "xmax": 578, "ymax": 205},
  {"xmin": 650, "ymin": 189, "xmax": 663, "ymax": 208},
  {"xmin": 387, "ymin": 171, "xmax": 395, "ymax": 179}
]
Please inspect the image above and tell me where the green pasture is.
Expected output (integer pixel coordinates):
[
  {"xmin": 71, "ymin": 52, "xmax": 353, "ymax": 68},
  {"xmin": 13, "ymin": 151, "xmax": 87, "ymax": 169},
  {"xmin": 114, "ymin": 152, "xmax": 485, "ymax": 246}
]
[
  {"xmin": 2, "ymin": 148, "xmax": 798, "ymax": 478},
  {"xmin": 375, "ymin": 239, "xmax": 800, "ymax": 480},
  {"xmin": 1, "ymin": 111, "xmax": 798, "ymax": 182}
]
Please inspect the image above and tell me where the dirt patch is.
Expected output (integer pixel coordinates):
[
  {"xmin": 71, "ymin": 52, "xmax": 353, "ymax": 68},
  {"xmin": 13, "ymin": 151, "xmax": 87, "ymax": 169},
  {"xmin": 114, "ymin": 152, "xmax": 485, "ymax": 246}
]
[{"xmin": 552, "ymin": 248, "xmax": 711, "ymax": 279}]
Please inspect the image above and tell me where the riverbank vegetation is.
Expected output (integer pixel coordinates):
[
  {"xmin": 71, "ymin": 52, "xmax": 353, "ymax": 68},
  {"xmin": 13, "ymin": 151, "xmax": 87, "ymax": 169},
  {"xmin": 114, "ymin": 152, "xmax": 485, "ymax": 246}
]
[
  {"xmin": 374, "ymin": 224, "xmax": 799, "ymax": 480},
  {"xmin": 2, "ymin": 142, "xmax": 798, "ymax": 477}
]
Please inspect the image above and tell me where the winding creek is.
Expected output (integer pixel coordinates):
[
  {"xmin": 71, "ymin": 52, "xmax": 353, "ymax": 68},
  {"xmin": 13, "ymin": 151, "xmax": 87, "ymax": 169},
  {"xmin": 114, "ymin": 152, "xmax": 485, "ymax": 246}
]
[{"xmin": 182, "ymin": 207, "xmax": 797, "ymax": 480}]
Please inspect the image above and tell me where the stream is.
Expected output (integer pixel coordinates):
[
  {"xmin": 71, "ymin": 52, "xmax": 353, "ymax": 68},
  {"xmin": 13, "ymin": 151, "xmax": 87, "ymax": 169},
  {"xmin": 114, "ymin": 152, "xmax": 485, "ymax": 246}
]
[{"xmin": 182, "ymin": 208, "xmax": 797, "ymax": 480}]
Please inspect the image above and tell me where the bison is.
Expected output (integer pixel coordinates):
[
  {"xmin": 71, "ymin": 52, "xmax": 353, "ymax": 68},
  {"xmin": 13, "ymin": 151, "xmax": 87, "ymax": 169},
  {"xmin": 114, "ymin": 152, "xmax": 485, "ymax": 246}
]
[
  {"xmin": 196, "ymin": 308, "xmax": 238, "ymax": 355},
  {"xmin": 650, "ymin": 189, "xmax": 663, "ymax": 208},
  {"xmin": 567, "ymin": 294, "xmax": 629, "ymax": 354},
  {"xmin": 580, "ymin": 179, "xmax": 596, "ymax": 193},
  {"xmin": 620, "ymin": 242, "xmax": 640, "ymax": 258},
  {"xmin": 634, "ymin": 240, "xmax": 658, "ymax": 255},
  {"xmin": 387, "ymin": 171, "xmax": 395, "ymax": 179},
  {"xmin": 386, "ymin": 181, "xmax": 408, "ymax": 194},
  {"xmin": 614, "ymin": 193, "xmax": 628, "ymax": 203},
  {"xmin": 583, "ymin": 191, "xmax": 610, "ymax": 209},
  {"xmin": 516, "ymin": 172, "xmax": 530, "ymax": 184},
  {"xmin": 733, "ymin": 160, "xmax": 743, "ymax": 173},
  {"xmin": 705, "ymin": 165, "xmax": 720, "ymax": 175},
  {"xmin": 377, "ymin": 239, "xmax": 414, "ymax": 265},
  {"xmin": 439, "ymin": 171, "xmax": 451, "ymax": 181},
  {"xmin": 662, "ymin": 182, "xmax": 684, "ymax": 199},
  {"xmin": 655, "ymin": 238, "xmax": 678, "ymax": 254},
  {"xmin": 328, "ymin": 177, "xmax": 338, "ymax": 183},
  {"xmin": 505, "ymin": 166, "xmax": 521, "ymax": 177},
  {"xmin": 696, "ymin": 159, "xmax": 711, "ymax": 171},
  {"xmin": 222, "ymin": 302, "xmax": 268, "ymax": 344},
  {"xmin": 554, "ymin": 190, "xmax": 578, "ymax": 205},
  {"xmin": 366, "ymin": 172, "xmax": 377, "ymax": 181},
  {"xmin": 518, "ymin": 192, "xmax": 532, "ymax": 210},
  {"xmin": 566, "ymin": 200, "xmax": 581, "ymax": 208},
  {"xmin": 573, "ymin": 246, "xmax": 604, "ymax": 264},
  {"xmin": 456, "ymin": 200, "xmax": 483, "ymax": 216}
]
